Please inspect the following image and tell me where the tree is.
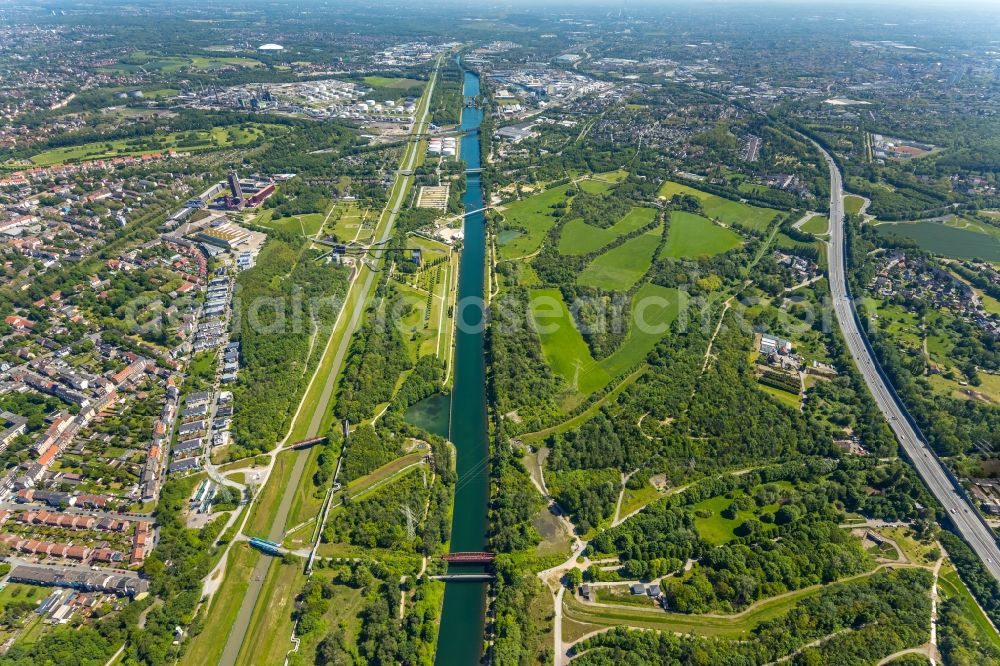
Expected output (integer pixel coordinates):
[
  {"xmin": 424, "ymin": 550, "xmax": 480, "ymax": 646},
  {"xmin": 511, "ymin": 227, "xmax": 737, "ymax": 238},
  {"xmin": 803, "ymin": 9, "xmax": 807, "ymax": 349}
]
[{"xmin": 564, "ymin": 568, "xmax": 583, "ymax": 589}]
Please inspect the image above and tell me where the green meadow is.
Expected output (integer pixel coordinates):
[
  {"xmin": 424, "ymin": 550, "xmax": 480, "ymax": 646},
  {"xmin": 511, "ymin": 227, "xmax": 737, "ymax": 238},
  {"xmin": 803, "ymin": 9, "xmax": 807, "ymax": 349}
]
[
  {"xmin": 578, "ymin": 222, "xmax": 663, "ymax": 290},
  {"xmin": 558, "ymin": 206, "xmax": 657, "ymax": 256},
  {"xmin": 529, "ymin": 288, "xmax": 611, "ymax": 395},
  {"xmin": 663, "ymin": 211, "xmax": 743, "ymax": 259},
  {"xmin": 875, "ymin": 218, "xmax": 1000, "ymax": 262},
  {"xmin": 529, "ymin": 283, "xmax": 685, "ymax": 400},
  {"xmin": 658, "ymin": 181, "xmax": 780, "ymax": 231},
  {"xmin": 30, "ymin": 125, "xmax": 266, "ymax": 166}
]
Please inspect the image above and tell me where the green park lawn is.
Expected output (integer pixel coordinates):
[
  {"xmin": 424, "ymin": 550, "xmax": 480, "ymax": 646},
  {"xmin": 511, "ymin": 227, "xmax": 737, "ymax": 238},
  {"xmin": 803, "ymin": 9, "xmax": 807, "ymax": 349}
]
[
  {"xmin": 363, "ymin": 76, "xmax": 425, "ymax": 89},
  {"xmin": 499, "ymin": 176, "xmax": 621, "ymax": 260},
  {"xmin": 692, "ymin": 492, "xmax": 779, "ymax": 546},
  {"xmin": 844, "ymin": 195, "xmax": 865, "ymax": 215},
  {"xmin": 30, "ymin": 125, "xmax": 264, "ymax": 166},
  {"xmin": 558, "ymin": 207, "xmax": 657, "ymax": 256},
  {"xmin": 658, "ymin": 181, "xmax": 780, "ymax": 231},
  {"xmin": 528, "ymin": 288, "xmax": 610, "ymax": 395},
  {"xmin": 499, "ymin": 185, "xmax": 574, "ymax": 260},
  {"xmin": 801, "ymin": 214, "xmax": 829, "ymax": 235},
  {"xmin": 257, "ymin": 211, "xmax": 326, "ymax": 237},
  {"xmin": 662, "ymin": 211, "xmax": 743, "ymax": 259},
  {"xmin": 601, "ymin": 284, "xmax": 686, "ymax": 378},
  {"xmin": 578, "ymin": 222, "xmax": 663, "ymax": 290}
]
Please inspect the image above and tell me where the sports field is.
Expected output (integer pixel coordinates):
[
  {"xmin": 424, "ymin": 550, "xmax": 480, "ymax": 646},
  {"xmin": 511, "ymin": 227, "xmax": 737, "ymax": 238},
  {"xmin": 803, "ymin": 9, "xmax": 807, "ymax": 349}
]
[
  {"xmin": 658, "ymin": 181, "xmax": 780, "ymax": 231},
  {"xmin": 875, "ymin": 218, "xmax": 1000, "ymax": 262},
  {"xmin": 558, "ymin": 207, "xmax": 656, "ymax": 256},
  {"xmin": 578, "ymin": 222, "xmax": 663, "ymax": 290},
  {"xmin": 662, "ymin": 211, "xmax": 743, "ymax": 259}
]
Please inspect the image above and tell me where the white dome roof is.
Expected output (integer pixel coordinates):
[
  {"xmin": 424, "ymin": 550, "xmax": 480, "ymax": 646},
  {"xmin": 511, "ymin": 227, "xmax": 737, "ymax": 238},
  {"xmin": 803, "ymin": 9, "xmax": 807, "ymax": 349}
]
[{"xmin": 258, "ymin": 43, "xmax": 284, "ymax": 51}]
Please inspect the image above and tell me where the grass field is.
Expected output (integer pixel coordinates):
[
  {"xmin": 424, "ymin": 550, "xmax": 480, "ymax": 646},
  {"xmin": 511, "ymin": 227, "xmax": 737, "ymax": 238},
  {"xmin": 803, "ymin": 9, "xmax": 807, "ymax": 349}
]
[
  {"xmin": 256, "ymin": 211, "xmax": 326, "ymax": 237},
  {"xmin": 363, "ymin": 76, "xmax": 425, "ymax": 89},
  {"xmin": 601, "ymin": 284, "xmax": 686, "ymax": 378},
  {"xmin": 578, "ymin": 222, "xmax": 663, "ymax": 290},
  {"xmin": 528, "ymin": 283, "xmax": 684, "ymax": 403},
  {"xmin": 99, "ymin": 51, "xmax": 262, "ymax": 74},
  {"xmin": 658, "ymin": 181, "xmax": 780, "ymax": 231},
  {"xmin": 562, "ymin": 576, "xmax": 830, "ymax": 638},
  {"xmin": 293, "ymin": 576, "xmax": 367, "ymax": 660},
  {"xmin": 30, "ymin": 124, "xmax": 265, "ymax": 166},
  {"xmin": 938, "ymin": 568, "xmax": 1000, "ymax": 651},
  {"xmin": 235, "ymin": 559, "xmax": 304, "ymax": 666},
  {"xmin": 801, "ymin": 214, "xmax": 829, "ymax": 235},
  {"xmin": 758, "ymin": 383, "xmax": 801, "ymax": 409},
  {"xmin": 875, "ymin": 218, "xmax": 1000, "ymax": 262},
  {"xmin": 558, "ymin": 207, "xmax": 657, "ymax": 256},
  {"xmin": 692, "ymin": 492, "xmax": 779, "ymax": 546},
  {"xmin": 329, "ymin": 204, "xmax": 374, "ymax": 243},
  {"xmin": 529, "ymin": 288, "xmax": 610, "ymax": 395},
  {"xmin": 498, "ymin": 176, "xmax": 618, "ymax": 260},
  {"xmin": 662, "ymin": 211, "xmax": 743, "ymax": 259},
  {"xmin": 844, "ymin": 195, "xmax": 866, "ymax": 215},
  {"xmin": 181, "ymin": 543, "xmax": 259, "ymax": 666},
  {"xmin": 499, "ymin": 185, "xmax": 574, "ymax": 260}
]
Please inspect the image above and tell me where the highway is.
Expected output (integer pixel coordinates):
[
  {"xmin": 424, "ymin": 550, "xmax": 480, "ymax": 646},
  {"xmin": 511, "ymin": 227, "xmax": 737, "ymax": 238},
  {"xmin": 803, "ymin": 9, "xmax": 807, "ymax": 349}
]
[{"xmin": 818, "ymin": 141, "xmax": 1000, "ymax": 581}]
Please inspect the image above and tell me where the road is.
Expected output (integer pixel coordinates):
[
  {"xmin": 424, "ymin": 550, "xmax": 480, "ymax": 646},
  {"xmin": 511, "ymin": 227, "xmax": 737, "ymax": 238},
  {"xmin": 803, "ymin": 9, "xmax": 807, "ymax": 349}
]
[
  {"xmin": 819, "ymin": 141, "xmax": 1000, "ymax": 581},
  {"xmin": 214, "ymin": 60, "xmax": 440, "ymax": 666}
]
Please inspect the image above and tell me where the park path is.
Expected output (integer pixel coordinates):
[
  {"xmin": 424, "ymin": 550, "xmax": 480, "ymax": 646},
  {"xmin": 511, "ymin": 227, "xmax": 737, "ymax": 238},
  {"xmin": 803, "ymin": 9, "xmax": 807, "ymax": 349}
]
[{"xmin": 212, "ymin": 60, "xmax": 441, "ymax": 666}]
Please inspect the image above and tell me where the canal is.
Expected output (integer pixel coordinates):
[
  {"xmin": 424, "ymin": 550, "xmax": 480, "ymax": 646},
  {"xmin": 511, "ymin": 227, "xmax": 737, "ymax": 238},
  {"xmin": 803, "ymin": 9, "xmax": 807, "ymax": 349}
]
[{"xmin": 433, "ymin": 67, "xmax": 490, "ymax": 665}]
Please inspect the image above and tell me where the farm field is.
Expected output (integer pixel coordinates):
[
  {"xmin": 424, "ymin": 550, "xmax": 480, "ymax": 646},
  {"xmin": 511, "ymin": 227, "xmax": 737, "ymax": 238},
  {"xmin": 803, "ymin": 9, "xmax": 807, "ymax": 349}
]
[
  {"xmin": 558, "ymin": 206, "xmax": 657, "ymax": 256},
  {"xmin": 658, "ymin": 181, "xmax": 780, "ymax": 231},
  {"xmin": 30, "ymin": 124, "xmax": 265, "ymax": 166},
  {"xmin": 662, "ymin": 211, "xmax": 743, "ymax": 259},
  {"xmin": 528, "ymin": 288, "xmax": 611, "ymax": 395},
  {"xmin": 577, "ymin": 222, "xmax": 663, "ymax": 290},
  {"xmin": 801, "ymin": 214, "xmax": 829, "ymax": 235},
  {"xmin": 875, "ymin": 218, "xmax": 1000, "ymax": 262}
]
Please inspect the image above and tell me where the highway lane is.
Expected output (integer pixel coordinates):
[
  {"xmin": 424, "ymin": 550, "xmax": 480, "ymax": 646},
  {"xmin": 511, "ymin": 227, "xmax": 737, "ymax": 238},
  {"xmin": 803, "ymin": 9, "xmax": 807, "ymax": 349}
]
[{"xmin": 818, "ymin": 142, "xmax": 1000, "ymax": 581}]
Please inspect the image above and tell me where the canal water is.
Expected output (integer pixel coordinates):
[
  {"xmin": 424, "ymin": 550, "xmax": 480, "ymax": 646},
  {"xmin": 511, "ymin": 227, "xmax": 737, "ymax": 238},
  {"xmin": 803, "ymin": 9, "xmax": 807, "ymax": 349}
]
[{"xmin": 433, "ymin": 68, "xmax": 490, "ymax": 666}]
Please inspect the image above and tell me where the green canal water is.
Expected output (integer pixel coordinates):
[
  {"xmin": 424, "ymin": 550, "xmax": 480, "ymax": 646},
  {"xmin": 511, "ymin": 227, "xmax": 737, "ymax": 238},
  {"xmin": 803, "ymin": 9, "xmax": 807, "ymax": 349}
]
[{"xmin": 433, "ymin": 67, "xmax": 490, "ymax": 666}]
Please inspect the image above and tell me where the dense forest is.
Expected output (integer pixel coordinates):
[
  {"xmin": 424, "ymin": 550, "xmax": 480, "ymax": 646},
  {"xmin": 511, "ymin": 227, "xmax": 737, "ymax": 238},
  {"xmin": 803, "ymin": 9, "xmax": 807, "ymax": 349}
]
[
  {"xmin": 230, "ymin": 232, "xmax": 350, "ymax": 456},
  {"xmin": 572, "ymin": 568, "xmax": 931, "ymax": 665}
]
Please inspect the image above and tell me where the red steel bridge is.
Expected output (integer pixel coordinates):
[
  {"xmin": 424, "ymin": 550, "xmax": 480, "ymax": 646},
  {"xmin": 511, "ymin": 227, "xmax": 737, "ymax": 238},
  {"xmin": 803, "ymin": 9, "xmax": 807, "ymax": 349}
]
[{"xmin": 439, "ymin": 552, "xmax": 494, "ymax": 564}]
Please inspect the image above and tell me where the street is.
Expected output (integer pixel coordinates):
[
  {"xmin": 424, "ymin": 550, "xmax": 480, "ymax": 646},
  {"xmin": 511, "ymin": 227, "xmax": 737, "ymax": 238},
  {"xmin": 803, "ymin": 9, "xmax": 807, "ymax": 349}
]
[{"xmin": 818, "ymin": 141, "xmax": 1000, "ymax": 581}]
